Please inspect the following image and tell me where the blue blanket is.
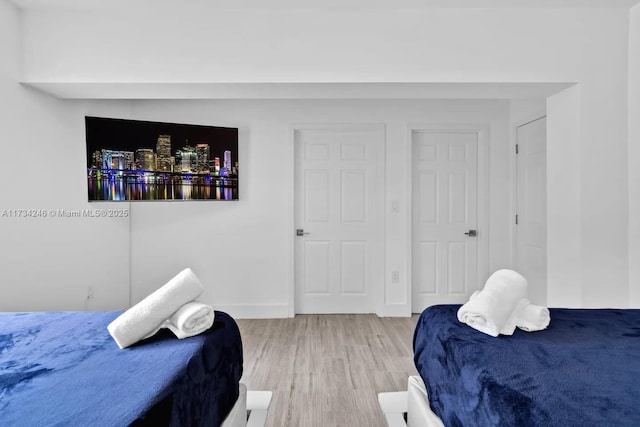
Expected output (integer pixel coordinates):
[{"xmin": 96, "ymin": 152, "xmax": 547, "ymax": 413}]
[
  {"xmin": 0, "ymin": 310, "xmax": 243, "ymax": 426},
  {"xmin": 414, "ymin": 305, "xmax": 640, "ymax": 427}
]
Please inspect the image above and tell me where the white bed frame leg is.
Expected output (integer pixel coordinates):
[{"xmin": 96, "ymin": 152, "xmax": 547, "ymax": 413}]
[
  {"xmin": 246, "ymin": 391, "xmax": 273, "ymax": 427},
  {"xmin": 378, "ymin": 391, "xmax": 408, "ymax": 427},
  {"xmin": 380, "ymin": 377, "xmax": 445, "ymax": 427}
]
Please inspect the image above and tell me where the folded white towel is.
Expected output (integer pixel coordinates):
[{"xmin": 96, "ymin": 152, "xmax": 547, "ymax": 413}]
[
  {"xmin": 500, "ymin": 298, "xmax": 530, "ymax": 336},
  {"xmin": 165, "ymin": 301, "xmax": 215, "ymax": 339},
  {"xmin": 457, "ymin": 269, "xmax": 529, "ymax": 337},
  {"xmin": 515, "ymin": 300, "xmax": 551, "ymax": 332},
  {"xmin": 107, "ymin": 268, "xmax": 204, "ymax": 349}
]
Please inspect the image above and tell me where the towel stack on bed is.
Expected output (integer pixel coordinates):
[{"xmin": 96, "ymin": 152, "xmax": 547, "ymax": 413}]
[
  {"xmin": 107, "ymin": 268, "xmax": 215, "ymax": 349},
  {"xmin": 457, "ymin": 269, "xmax": 550, "ymax": 337}
]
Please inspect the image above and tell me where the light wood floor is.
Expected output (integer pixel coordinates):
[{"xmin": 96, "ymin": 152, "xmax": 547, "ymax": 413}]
[{"xmin": 236, "ymin": 314, "xmax": 419, "ymax": 427}]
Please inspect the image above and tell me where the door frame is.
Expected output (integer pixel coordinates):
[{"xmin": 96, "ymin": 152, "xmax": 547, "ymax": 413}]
[
  {"xmin": 289, "ymin": 123, "xmax": 386, "ymax": 317},
  {"xmin": 407, "ymin": 123, "xmax": 490, "ymax": 312}
]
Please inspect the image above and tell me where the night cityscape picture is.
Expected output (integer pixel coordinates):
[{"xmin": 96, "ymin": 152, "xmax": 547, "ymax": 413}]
[{"xmin": 85, "ymin": 116, "xmax": 239, "ymax": 201}]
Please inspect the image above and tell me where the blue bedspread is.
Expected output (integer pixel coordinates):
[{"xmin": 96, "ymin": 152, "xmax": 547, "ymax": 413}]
[
  {"xmin": 0, "ymin": 310, "xmax": 243, "ymax": 427},
  {"xmin": 413, "ymin": 305, "xmax": 640, "ymax": 427}
]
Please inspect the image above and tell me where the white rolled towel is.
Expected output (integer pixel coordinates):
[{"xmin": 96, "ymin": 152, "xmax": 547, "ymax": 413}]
[
  {"xmin": 501, "ymin": 298, "xmax": 530, "ymax": 336},
  {"xmin": 107, "ymin": 268, "xmax": 204, "ymax": 349},
  {"xmin": 516, "ymin": 300, "xmax": 551, "ymax": 332},
  {"xmin": 165, "ymin": 301, "xmax": 215, "ymax": 339},
  {"xmin": 457, "ymin": 269, "xmax": 528, "ymax": 337}
]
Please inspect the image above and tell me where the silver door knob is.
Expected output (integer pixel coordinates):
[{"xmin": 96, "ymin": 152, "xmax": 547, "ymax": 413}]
[
  {"xmin": 296, "ymin": 229, "xmax": 310, "ymax": 236},
  {"xmin": 464, "ymin": 230, "xmax": 477, "ymax": 237}
]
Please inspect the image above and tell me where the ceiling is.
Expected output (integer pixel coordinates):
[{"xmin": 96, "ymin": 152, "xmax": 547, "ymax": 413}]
[{"xmin": 7, "ymin": 0, "xmax": 640, "ymax": 9}]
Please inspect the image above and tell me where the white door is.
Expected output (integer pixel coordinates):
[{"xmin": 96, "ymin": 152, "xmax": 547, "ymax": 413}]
[
  {"xmin": 412, "ymin": 131, "xmax": 480, "ymax": 313},
  {"xmin": 516, "ymin": 117, "xmax": 547, "ymax": 305},
  {"xmin": 294, "ymin": 125, "xmax": 384, "ymax": 314}
]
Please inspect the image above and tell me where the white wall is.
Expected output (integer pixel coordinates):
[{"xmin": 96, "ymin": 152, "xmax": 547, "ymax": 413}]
[
  {"xmin": 5, "ymin": 4, "xmax": 636, "ymax": 311},
  {"xmin": 0, "ymin": 7, "xmax": 514, "ymax": 318},
  {"xmin": 546, "ymin": 86, "xmax": 583, "ymax": 307},
  {"xmin": 510, "ymin": 100, "xmax": 546, "ymax": 127},
  {"xmin": 125, "ymin": 99, "xmax": 511, "ymax": 317},
  {"xmin": 629, "ymin": 4, "xmax": 640, "ymax": 307},
  {"xmin": 0, "ymin": 0, "xmax": 133, "ymax": 311},
  {"xmin": 17, "ymin": 8, "xmax": 611, "ymax": 84}
]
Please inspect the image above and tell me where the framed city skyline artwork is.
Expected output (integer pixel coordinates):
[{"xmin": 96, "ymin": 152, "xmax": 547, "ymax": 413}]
[{"xmin": 85, "ymin": 116, "xmax": 239, "ymax": 201}]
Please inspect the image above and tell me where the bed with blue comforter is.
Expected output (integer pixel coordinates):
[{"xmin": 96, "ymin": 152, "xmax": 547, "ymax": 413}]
[
  {"xmin": 0, "ymin": 310, "xmax": 243, "ymax": 426},
  {"xmin": 414, "ymin": 305, "xmax": 640, "ymax": 427}
]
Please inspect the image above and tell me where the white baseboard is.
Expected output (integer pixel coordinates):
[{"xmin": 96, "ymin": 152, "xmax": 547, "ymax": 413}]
[
  {"xmin": 215, "ymin": 304, "xmax": 290, "ymax": 319},
  {"xmin": 217, "ymin": 304, "xmax": 413, "ymax": 319},
  {"xmin": 382, "ymin": 304, "xmax": 412, "ymax": 317}
]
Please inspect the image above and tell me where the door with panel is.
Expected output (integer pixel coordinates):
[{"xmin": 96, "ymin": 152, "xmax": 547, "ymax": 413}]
[
  {"xmin": 516, "ymin": 117, "xmax": 547, "ymax": 305},
  {"xmin": 294, "ymin": 125, "xmax": 384, "ymax": 314},
  {"xmin": 412, "ymin": 130, "xmax": 481, "ymax": 313}
]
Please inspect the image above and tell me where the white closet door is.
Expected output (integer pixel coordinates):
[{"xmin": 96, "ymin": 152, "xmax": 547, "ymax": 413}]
[
  {"xmin": 516, "ymin": 117, "xmax": 547, "ymax": 305},
  {"xmin": 294, "ymin": 125, "xmax": 383, "ymax": 314},
  {"xmin": 412, "ymin": 131, "xmax": 479, "ymax": 312}
]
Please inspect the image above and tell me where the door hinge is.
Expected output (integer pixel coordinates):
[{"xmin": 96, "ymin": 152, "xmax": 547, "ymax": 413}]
[
  {"xmin": 515, "ymin": 214, "xmax": 519, "ymax": 225},
  {"xmin": 515, "ymin": 144, "xmax": 519, "ymax": 154}
]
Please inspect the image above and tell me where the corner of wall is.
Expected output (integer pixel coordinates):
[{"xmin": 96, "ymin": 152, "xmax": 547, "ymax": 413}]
[{"xmin": 628, "ymin": 4, "xmax": 640, "ymax": 307}]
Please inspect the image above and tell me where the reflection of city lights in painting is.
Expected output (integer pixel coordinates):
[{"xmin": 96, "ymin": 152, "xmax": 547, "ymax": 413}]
[{"xmin": 85, "ymin": 116, "xmax": 239, "ymax": 201}]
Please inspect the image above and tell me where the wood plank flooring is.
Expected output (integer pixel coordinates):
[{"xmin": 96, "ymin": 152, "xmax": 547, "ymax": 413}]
[{"xmin": 236, "ymin": 314, "xmax": 419, "ymax": 427}]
